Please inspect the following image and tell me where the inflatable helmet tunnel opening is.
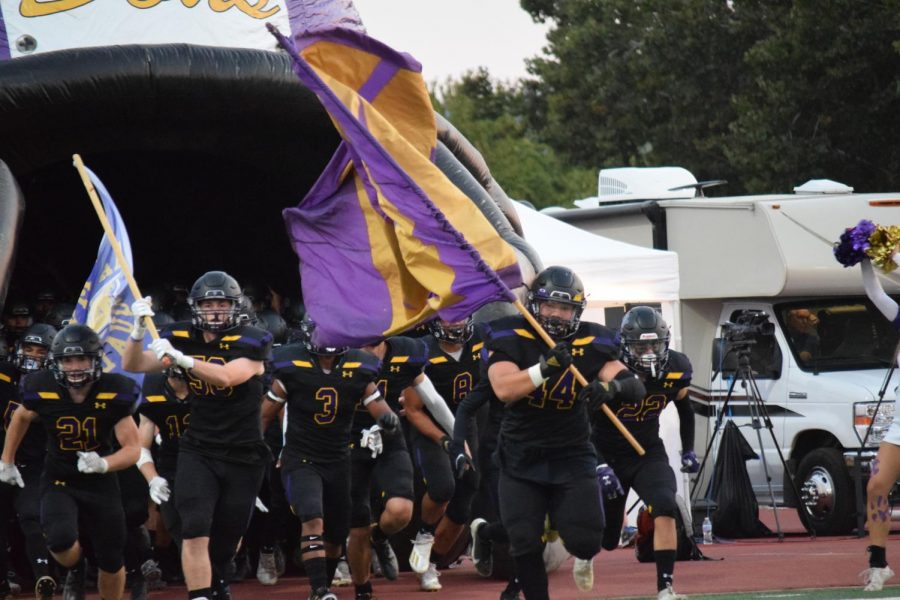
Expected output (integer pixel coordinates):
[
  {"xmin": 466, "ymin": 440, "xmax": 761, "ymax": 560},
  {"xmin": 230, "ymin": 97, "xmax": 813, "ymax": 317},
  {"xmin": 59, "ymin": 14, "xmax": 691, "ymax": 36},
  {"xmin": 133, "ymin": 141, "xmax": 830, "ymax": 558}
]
[{"xmin": 0, "ymin": 44, "xmax": 341, "ymax": 302}]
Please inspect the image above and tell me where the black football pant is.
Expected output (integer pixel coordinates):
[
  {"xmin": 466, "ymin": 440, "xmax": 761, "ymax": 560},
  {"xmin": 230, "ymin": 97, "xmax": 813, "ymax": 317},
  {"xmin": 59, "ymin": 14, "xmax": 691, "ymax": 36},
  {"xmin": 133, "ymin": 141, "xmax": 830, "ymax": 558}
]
[
  {"xmin": 349, "ymin": 445, "xmax": 414, "ymax": 528},
  {"xmin": 282, "ymin": 459, "xmax": 351, "ymax": 545},
  {"xmin": 498, "ymin": 471, "xmax": 603, "ymax": 560},
  {"xmin": 601, "ymin": 443, "xmax": 677, "ymax": 551},
  {"xmin": 14, "ymin": 462, "xmax": 51, "ymax": 580},
  {"xmin": 118, "ymin": 466, "xmax": 153, "ymax": 577},
  {"xmin": 40, "ymin": 475, "xmax": 126, "ymax": 573},
  {"xmin": 411, "ymin": 428, "xmax": 479, "ymax": 525},
  {"xmin": 174, "ymin": 451, "xmax": 265, "ymax": 573}
]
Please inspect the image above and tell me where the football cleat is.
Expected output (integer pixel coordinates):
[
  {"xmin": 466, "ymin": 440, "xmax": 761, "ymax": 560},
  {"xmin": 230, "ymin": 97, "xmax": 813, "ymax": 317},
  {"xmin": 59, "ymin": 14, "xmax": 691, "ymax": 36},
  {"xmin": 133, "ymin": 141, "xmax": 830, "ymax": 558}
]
[
  {"xmin": 409, "ymin": 531, "xmax": 435, "ymax": 574},
  {"xmin": 256, "ymin": 551, "xmax": 278, "ymax": 585},
  {"xmin": 657, "ymin": 583, "xmax": 688, "ymax": 600},
  {"xmin": 62, "ymin": 569, "xmax": 85, "ymax": 600},
  {"xmin": 371, "ymin": 538, "xmax": 399, "ymax": 581},
  {"xmin": 418, "ymin": 563, "xmax": 442, "ymax": 592},
  {"xmin": 35, "ymin": 575, "xmax": 56, "ymax": 600},
  {"xmin": 308, "ymin": 587, "xmax": 338, "ymax": 600},
  {"xmin": 861, "ymin": 565, "xmax": 895, "ymax": 592},
  {"xmin": 572, "ymin": 557, "xmax": 594, "ymax": 592},
  {"xmin": 470, "ymin": 518, "xmax": 493, "ymax": 578},
  {"xmin": 332, "ymin": 559, "xmax": 352, "ymax": 587}
]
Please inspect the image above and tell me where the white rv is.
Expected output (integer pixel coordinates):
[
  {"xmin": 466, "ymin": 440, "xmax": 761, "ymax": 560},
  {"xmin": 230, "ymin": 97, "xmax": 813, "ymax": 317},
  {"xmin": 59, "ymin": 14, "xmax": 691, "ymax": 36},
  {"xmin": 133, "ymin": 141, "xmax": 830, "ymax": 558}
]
[{"xmin": 548, "ymin": 168, "xmax": 900, "ymax": 535}]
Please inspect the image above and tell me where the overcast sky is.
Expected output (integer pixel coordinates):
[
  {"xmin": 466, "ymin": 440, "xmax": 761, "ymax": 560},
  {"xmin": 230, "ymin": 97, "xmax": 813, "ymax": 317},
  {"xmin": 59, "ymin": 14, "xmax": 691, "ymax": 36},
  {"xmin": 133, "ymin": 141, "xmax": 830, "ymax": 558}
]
[{"xmin": 352, "ymin": 0, "xmax": 552, "ymax": 84}]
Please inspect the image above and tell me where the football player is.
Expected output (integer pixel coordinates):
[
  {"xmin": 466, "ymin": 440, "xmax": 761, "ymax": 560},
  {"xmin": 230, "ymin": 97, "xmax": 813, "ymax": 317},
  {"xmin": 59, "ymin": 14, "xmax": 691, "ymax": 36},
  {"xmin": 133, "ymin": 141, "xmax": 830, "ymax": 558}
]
[
  {"xmin": 592, "ymin": 306, "xmax": 695, "ymax": 600},
  {"xmin": 261, "ymin": 319, "xmax": 399, "ymax": 600},
  {"xmin": 405, "ymin": 316, "xmax": 481, "ymax": 590},
  {"xmin": 3, "ymin": 302, "xmax": 33, "ymax": 353},
  {"xmin": 0, "ymin": 323, "xmax": 57, "ymax": 600},
  {"xmin": 484, "ymin": 266, "xmax": 645, "ymax": 600},
  {"xmin": 123, "ymin": 271, "xmax": 273, "ymax": 600},
  {"xmin": 0, "ymin": 324, "xmax": 141, "ymax": 600},
  {"xmin": 347, "ymin": 334, "xmax": 453, "ymax": 600}
]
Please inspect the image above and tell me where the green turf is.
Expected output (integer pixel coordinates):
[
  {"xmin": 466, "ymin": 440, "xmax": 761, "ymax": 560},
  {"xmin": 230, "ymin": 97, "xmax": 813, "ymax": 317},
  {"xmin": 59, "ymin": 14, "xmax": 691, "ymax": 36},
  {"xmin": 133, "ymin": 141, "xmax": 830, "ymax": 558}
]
[{"xmin": 617, "ymin": 586, "xmax": 900, "ymax": 599}]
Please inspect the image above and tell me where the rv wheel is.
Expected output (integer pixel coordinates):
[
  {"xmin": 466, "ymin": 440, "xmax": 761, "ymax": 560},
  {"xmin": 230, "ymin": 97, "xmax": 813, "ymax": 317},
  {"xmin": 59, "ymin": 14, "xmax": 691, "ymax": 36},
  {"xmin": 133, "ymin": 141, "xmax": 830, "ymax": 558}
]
[{"xmin": 795, "ymin": 448, "xmax": 856, "ymax": 535}]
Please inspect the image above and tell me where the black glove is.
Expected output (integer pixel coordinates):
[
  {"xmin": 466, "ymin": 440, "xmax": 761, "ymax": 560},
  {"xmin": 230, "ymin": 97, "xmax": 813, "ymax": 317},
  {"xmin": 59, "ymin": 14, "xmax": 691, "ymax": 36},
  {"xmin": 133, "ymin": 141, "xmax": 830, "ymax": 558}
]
[
  {"xmin": 577, "ymin": 379, "xmax": 618, "ymax": 411},
  {"xmin": 377, "ymin": 412, "xmax": 400, "ymax": 436},
  {"xmin": 448, "ymin": 438, "xmax": 474, "ymax": 479},
  {"xmin": 539, "ymin": 342, "xmax": 573, "ymax": 379}
]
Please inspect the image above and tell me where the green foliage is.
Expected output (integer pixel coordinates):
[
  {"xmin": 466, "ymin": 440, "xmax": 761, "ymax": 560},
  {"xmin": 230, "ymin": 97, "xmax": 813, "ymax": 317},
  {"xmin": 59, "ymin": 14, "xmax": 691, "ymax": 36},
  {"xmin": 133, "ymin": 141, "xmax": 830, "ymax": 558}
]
[
  {"xmin": 519, "ymin": 0, "xmax": 900, "ymax": 194},
  {"xmin": 432, "ymin": 69, "xmax": 596, "ymax": 208}
]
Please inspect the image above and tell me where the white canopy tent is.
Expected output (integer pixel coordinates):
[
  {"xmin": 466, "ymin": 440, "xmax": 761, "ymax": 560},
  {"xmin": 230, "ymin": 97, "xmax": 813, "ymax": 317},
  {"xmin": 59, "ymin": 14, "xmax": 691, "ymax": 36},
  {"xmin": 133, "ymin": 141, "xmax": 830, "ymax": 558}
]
[
  {"xmin": 516, "ymin": 203, "xmax": 680, "ymax": 333},
  {"xmin": 516, "ymin": 203, "xmax": 689, "ymax": 516}
]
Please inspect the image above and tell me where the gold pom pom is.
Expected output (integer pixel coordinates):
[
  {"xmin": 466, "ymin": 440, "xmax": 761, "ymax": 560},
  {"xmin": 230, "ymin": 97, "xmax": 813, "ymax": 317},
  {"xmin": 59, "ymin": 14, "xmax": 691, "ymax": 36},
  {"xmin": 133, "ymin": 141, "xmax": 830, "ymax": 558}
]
[{"xmin": 865, "ymin": 225, "xmax": 900, "ymax": 273}]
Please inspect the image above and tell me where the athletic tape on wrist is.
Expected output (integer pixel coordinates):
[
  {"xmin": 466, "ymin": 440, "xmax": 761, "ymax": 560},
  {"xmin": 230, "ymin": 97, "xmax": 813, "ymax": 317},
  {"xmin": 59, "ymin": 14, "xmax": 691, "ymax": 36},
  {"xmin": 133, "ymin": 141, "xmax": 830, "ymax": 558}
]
[{"xmin": 527, "ymin": 363, "xmax": 546, "ymax": 387}]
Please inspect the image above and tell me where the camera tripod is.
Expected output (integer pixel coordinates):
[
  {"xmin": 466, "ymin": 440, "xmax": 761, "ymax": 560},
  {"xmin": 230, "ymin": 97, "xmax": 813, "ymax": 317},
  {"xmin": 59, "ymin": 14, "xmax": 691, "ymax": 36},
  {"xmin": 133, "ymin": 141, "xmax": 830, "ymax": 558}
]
[{"xmin": 689, "ymin": 342, "xmax": 814, "ymax": 541}]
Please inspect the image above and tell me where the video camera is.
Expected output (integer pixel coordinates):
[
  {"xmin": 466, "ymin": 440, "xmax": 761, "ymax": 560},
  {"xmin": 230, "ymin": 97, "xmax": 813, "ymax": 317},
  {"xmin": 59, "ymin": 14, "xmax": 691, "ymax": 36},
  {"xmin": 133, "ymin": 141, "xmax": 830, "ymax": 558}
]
[{"xmin": 721, "ymin": 309, "xmax": 775, "ymax": 343}]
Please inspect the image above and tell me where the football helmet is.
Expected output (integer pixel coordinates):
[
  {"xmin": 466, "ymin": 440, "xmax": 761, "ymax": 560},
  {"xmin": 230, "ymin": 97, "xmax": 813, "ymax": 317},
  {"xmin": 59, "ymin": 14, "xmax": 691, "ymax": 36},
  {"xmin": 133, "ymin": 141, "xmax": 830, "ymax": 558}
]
[
  {"xmin": 527, "ymin": 266, "xmax": 586, "ymax": 339},
  {"xmin": 188, "ymin": 271, "xmax": 243, "ymax": 332},
  {"xmin": 4, "ymin": 302, "xmax": 33, "ymax": 335},
  {"xmin": 45, "ymin": 303, "xmax": 76, "ymax": 330},
  {"xmin": 620, "ymin": 306, "xmax": 670, "ymax": 378},
  {"xmin": 258, "ymin": 309, "xmax": 288, "ymax": 345},
  {"xmin": 300, "ymin": 314, "xmax": 348, "ymax": 356},
  {"xmin": 49, "ymin": 324, "xmax": 103, "ymax": 388},
  {"xmin": 14, "ymin": 323, "xmax": 57, "ymax": 374},
  {"xmin": 429, "ymin": 317, "xmax": 474, "ymax": 345}
]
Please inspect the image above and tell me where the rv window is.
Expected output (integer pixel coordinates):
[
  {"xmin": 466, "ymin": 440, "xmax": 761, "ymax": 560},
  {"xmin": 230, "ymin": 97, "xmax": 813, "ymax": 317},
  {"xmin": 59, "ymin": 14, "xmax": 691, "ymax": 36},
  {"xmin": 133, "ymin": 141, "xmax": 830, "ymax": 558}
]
[{"xmin": 776, "ymin": 299, "xmax": 900, "ymax": 372}]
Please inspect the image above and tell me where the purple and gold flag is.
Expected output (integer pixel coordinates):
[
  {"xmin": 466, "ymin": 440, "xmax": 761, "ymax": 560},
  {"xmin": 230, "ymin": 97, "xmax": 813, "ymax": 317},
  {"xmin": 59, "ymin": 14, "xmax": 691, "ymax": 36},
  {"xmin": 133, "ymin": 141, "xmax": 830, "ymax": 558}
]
[{"xmin": 273, "ymin": 26, "xmax": 522, "ymax": 347}]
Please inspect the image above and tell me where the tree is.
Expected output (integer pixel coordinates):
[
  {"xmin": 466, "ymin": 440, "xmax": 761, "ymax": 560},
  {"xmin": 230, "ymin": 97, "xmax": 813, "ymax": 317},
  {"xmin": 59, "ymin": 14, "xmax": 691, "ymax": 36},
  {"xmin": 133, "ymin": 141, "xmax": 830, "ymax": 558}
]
[
  {"xmin": 433, "ymin": 69, "xmax": 596, "ymax": 208},
  {"xmin": 520, "ymin": 0, "xmax": 900, "ymax": 194}
]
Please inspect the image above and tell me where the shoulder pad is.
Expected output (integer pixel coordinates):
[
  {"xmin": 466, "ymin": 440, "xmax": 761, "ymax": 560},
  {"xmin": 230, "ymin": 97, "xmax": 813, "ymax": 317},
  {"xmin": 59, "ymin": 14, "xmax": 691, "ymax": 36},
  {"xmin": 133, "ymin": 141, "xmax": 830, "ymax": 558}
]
[
  {"xmin": 162, "ymin": 321, "xmax": 193, "ymax": 340},
  {"xmin": 482, "ymin": 315, "xmax": 530, "ymax": 344},
  {"xmin": 21, "ymin": 370, "xmax": 57, "ymax": 397},
  {"xmin": 0, "ymin": 361, "xmax": 16, "ymax": 384},
  {"xmin": 386, "ymin": 336, "xmax": 429, "ymax": 367},
  {"xmin": 95, "ymin": 374, "xmax": 141, "ymax": 406},
  {"xmin": 141, "ymin": 372, "xmax": 167, "ymax": 397},
  {"xmin": 570, "ymin": 322, "xmax": 618, "ymax": 352},
  {"xmin": 271, "ymin": 343, "xmax": 314, "ymax": 370},
  {"xmin": 219, "ymin": 325, "xmax": 274, "ymax": 349},
  {"xmin": 664, "ymin": 351, "xmax": 693, "ymax": 380},
  {"xmin": 342, "ymin": 348, "xmax": 381, "ymax": 373}
]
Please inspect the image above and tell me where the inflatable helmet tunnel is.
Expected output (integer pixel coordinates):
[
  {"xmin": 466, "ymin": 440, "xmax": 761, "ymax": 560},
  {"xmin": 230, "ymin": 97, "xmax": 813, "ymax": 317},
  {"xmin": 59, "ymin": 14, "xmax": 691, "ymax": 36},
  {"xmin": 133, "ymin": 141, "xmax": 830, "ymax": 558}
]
[{"xmin": 0, "ymin": 1, "xmax": 538, "ymax": 311}]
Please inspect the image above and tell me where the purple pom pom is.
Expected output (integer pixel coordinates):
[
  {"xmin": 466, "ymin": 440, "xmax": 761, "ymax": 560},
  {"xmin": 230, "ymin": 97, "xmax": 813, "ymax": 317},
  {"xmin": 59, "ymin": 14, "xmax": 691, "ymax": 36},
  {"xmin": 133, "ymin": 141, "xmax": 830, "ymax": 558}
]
[{"xmin": 833, "ymin": 219, "xmax": 876, "ymax": 267}]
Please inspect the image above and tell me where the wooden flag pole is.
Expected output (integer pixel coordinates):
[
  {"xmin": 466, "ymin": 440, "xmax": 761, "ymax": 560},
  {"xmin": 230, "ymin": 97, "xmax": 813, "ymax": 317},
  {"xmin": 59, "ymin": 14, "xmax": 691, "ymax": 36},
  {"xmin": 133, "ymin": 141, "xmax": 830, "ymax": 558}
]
[
  {"xmin": 72, "ymin": 153, "xmax": 162, "ymax": 344},
  {"xmin": 513, "ymin": 299, "xmax": 646, "ymax": 456}
]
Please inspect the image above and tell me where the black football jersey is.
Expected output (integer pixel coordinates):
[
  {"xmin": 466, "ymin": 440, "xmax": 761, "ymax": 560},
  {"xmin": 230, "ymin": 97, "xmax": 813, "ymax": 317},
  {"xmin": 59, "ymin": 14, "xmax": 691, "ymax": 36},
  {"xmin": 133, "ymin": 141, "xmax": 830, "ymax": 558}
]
[
  {"xmin": 485, "ymin": 316, "xmax": 619, "ymax": 450},
  {"xmin": 423, "ymin": 333, "xmax": 484, "ymax": 416},
  {"xmin": 592, "ymin": 350, "xmax": 693, "ymax": 456},
  {"xmin": 351, "ymin": 336, "xmax": 428, "ymax": 443},
  {"xmin": 1, "ymin": 365, "xmax": 48, "ymax": 466},
  {"xmin": 273, "ymin": 345, "xmax": 380, "ymax": 466},
  {"xmin": 162, "ymin": 321, "xmax": 272, "ymax": 463},
  {"xmin": 21, "ymin": 370, "xmax": 139, "ymax": 484},
  {"xmin": 138, "ymin": 373, "xmax": 192, "ymax": 479},
  {"xmin": 0, "ymin": 361, "xmax": 18, "ymax": 448}
]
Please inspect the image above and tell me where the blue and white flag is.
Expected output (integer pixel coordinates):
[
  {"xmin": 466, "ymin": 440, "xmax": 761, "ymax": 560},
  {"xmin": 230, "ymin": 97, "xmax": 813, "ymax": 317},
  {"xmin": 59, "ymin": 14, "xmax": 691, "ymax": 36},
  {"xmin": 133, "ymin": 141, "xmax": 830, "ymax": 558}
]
[{"xmin": 73, "ymin": 167, "xmax": 145, "ymax": 386}]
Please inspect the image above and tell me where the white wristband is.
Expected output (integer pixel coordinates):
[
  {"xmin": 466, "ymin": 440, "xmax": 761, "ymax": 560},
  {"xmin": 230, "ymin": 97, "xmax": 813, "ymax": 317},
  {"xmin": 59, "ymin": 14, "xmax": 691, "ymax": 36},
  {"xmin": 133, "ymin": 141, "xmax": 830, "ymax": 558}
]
[
  {"xmin": 527, "ymin": 363, "xmax": 546, "ymax": 388},
  {"xmin": 362, "ymin": 391, "xmax": 382, "ymax": 406},
  {"xmin": 266, "ymin": 390, "xmax": 285, "ymax": 404},
  {"xmin": 130, "ymin": 325, "xmax": 146, "ymax": 341},
  {"xmin": 136, "ymin": 447, "xmax": 154, "ymax": 468},
  {"xmin": 177, "ymin": 355, "xmax": 195, "ymax": 370}
]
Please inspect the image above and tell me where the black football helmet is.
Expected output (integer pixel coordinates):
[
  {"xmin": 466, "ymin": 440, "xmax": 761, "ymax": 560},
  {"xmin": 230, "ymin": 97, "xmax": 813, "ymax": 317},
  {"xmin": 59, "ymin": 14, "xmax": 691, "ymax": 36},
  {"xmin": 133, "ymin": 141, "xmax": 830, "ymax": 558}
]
[
  {"xmin": 188, "ymin": 271, "xmax": 243, "ymax": 332},
  {"xmin": 300, "ymin": 314, "xmax": 348, "ymax": 356},
  {"xmin": 429, "ymin": 316, "xmax": 474, "ymax": 345},
  {"xmin": 14, "ymin": 323, "xmax": 57, "ymax": 374},
  {"xmin": 620, "ymin": 306, "xmax": 670, "ymax": 378},
  {"xmin": 527, "ymin": 266, "xmax": 586, "ymax": 339},
  {"xmin": 4, "ymin": 301, "xmax": 33, "ymax": 335},
  {"xmin": 258, "ymin": 309, "xmax": 288, "ymax": 345},
  {"xmin": 45, "ymin": 303, "xmax": 75, "ymax": 330},
  {"xmin": 49, "ymin": 324, "xmax": 103, "ymax": 388}
]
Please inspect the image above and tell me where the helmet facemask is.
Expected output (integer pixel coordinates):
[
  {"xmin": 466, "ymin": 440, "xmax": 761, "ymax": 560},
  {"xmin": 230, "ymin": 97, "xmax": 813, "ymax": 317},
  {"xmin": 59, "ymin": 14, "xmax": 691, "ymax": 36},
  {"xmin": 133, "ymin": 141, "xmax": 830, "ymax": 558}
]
[
  {"xmin": 622, "ymin": 334, "xmax": 670, "ymax": 379},
  {"xmin": 300, "ymin": 317, "xmax": 348, "ymax": 357},
  {"xmin": 15, "ymin": 342, "xmax": 50, "ymax": 374},
  {"xmin": 50, "ymin": 353, "xmax": 103, "ymax": 388},
  {"xmin": 528, "ymin": 294, "xmax": 585, "ymax": 340},
  {"xmin": 429, "ymin": 317, "xmax": 474, "ymax": 345},
  {"xmin": 190, "ymin": 298, "xmax": 241, "ymax": 332}
]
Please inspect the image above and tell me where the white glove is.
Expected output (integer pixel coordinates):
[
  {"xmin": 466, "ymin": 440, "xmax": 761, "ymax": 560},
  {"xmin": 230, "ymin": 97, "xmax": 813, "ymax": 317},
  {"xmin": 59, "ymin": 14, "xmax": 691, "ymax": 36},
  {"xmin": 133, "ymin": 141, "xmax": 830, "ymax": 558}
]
[
  {"xmin": 130, "ymin": 297, "xmax": 155, "ymax": 341},
  {"xmin": 76, "ymin": 451, "xmax": 108, "ymax": 474},
  {"xmin": 148, "ymin": 476, "xmax": 170, "ymax": 504},
  {"xmin": 149, "ymin": 338, "xmax": 195, "ymax": 370},
  {"xmin": 255, "ymin": 496, "xmax": 269, "ymax": 513},
  {"xmin": 360, "ymin": 425, "xmax": 383, "ymax": 459},
  {"xmin": 0, "ymin": 461, "xmax": 24, "ymax": 488}
]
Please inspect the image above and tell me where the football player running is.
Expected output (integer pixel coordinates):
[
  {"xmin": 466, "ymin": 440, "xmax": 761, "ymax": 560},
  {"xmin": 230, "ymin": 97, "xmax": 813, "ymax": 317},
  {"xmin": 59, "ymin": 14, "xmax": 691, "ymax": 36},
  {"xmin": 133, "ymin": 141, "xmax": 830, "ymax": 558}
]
[
  {"xmin": 261, "ymin": 319, "xmax": 399, "ymax": 600},
  {"xmin": 0, "ymin": 324, "xmax": 141, "ymax": 600},
  {"xmin": 123, "ymin": 271, "xmax": 273, "ymax": 600},
  {"xmin": 484, "ymin": 266, "xmax": 645, "ymax": 600},
  {"xmin": 0, "ymin": 324, "xmax": 58, "ymax": 599},
  {"xmin": 592, "ymin": 306, "xmax": 695, "ymax": 600},
  {"xmin": 405, "ymin": 316, "xmax": 481, "ymax": 590}
]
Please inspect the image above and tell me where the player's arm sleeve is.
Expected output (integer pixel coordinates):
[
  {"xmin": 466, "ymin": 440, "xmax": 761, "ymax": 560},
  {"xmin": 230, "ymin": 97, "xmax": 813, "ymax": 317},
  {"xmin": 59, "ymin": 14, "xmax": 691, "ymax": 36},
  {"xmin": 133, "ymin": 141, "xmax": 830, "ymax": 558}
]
[
  {"xmin": 452, "ymin": 377, "xmax": 490, "ymax": 442},
  {"xmin": 675, "ymin": 389, "xmax": 695, "ymax": 453},
  {"xmin": 413, "ymin": 373, "xmax": 455, "ymax": 434}
]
